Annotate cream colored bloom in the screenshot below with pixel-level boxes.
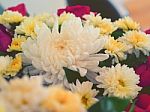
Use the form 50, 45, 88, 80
0, 77, 46, 112
70, 80, 98, 108
58, 12, 76, 25
0, 56, 12, 76
96, 64, 142, 99
114, 16, 140, 30
42, 86, 85, 112
8, 36, 26, 52
119, 31, 150, 56
34, 13, 55, 28
22, 18, 108, 83
104, 36, 131, 62
84, 13, 116, 35
0, 11, 24, 25
15, 17, 42, 37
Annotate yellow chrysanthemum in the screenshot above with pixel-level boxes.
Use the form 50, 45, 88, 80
104, 37, 131, 62
6, 55, 22, 76
0, 56, 12, 76
84, 13, 116, 35
34, 13, 54, 27
15, 17, 42, 37
96, 64, 142, 99
8, 36, 26, 52
42, 86, 85, 112
97, 18, 116, 35
70, 80, 98, 109
119, 31, 150, 56
83, 13, 102, 26
58, 12, 76, 25
0, 11, 24, 24
115, 16, 140, 30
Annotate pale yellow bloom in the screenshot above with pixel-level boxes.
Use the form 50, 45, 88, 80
119, 31, 150, 56
96, 64, 142, 99
104, 37, 131, 62
15, 17, 42, 37
70, 80, 98, 108
42, 86, 85, 112
6, 55, 22, 76
34, 13, 55, 27
0, 56, 12, 76
0, 11, 24, 25
0, 77, 46, 112
115, 16, 140, 30
0, 102, 5, 112
58, 12, 76, 25
84, 13, 116, 35
8, 36, 26, 52
83, 13, 102, 27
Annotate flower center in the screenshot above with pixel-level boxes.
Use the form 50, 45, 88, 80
118, 79, 125, 87
81, 96, 88, 106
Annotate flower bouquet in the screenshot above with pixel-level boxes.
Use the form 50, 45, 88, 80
0, 3, 150, 112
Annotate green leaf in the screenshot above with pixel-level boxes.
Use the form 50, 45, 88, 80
63, 67, 88, 83
111, 29, 125, 39
120, 51, 147, 67
140, 86, 150, 94
88, 97, 130, 112
99, 56, 115, 67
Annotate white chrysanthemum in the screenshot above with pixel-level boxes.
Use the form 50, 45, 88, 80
0, 77, 47, 112
84, 13, 116, 35
104, 36, 132, 62
96, 64, 142, 99
119, 31, 150, 57
0, 56, 12, 76
114, 16, 140, 30
70, 80, 98, 108
22, 18, 108, 83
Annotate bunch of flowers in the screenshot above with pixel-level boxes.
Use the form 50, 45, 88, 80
0, 3, 150, 112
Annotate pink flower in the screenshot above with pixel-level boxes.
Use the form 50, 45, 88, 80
0, 24, 12, 52
6, 3, 27, 16
57, 5, 91, 18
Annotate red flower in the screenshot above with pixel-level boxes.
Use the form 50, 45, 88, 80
57, 5, 91, 18
145, 29, 150, 34
135, 94, 150, 112
0, 24, 12, 52
135, 56, 150, 87
6, 3, 27, 16
126, 94, 150, 112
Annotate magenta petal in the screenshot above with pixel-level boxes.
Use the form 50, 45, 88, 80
57, 5, 91, 18
136, 94, 150, 110
7, 3, 27, 16
57, 9, 66, 16
145, 29, 150, 34
0, 25, 12, 52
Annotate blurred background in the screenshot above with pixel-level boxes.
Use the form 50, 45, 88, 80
0, 0, 150, 29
